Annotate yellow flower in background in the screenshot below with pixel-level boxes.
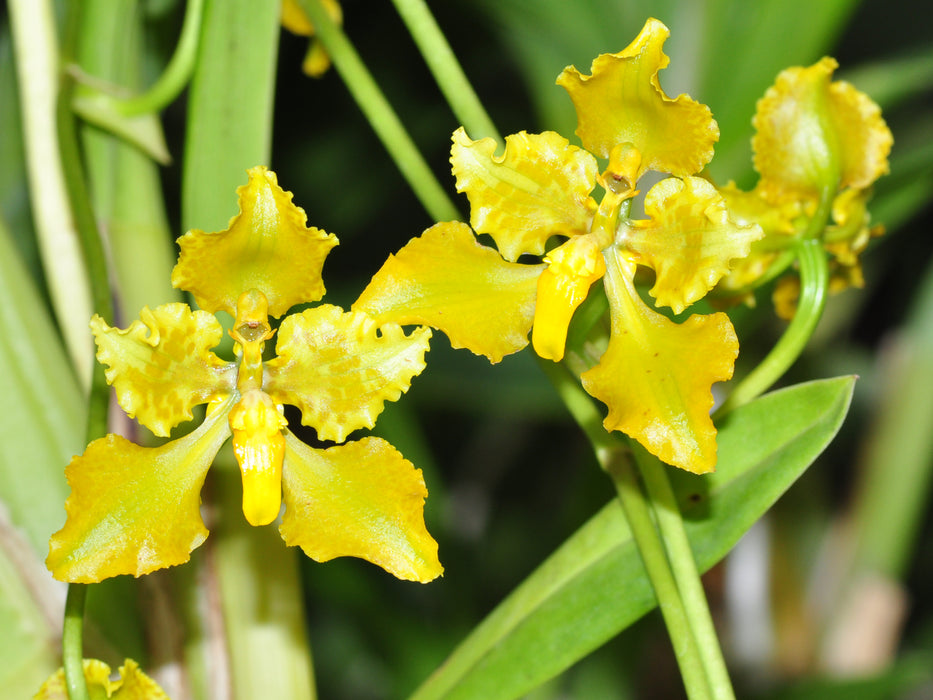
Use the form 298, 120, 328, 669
34, 659, 168, 700
356, 19, 763, 474
47, 167, 442, 584
715, 56, 892, 314
281, 0, 342, 77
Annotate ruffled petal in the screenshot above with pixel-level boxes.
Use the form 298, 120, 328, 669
620, 177, 763, 314
265, 305, 430, 443
557, 18, 718, 177
46, 399, 233, 582
353, 222, 544, 362
581, 248, 737, 473
172, 166, 338, 318
450, 127, 598, 261
753, 57, 892, 201
35, 659, 169, 700
280, 434, 442, 582
91, 304, 235, 437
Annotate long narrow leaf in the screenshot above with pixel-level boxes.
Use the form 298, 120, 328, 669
412, 376, 856, 700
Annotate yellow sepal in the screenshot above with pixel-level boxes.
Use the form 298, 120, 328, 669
450, 127, 598, 261
531, 233, 605, 361
229, 390, 288, 526
91, 304, 235, 437
581, 249, 736, 473
753, 57, 892, 201
265, 305, 430, 443
34, 658, 169, 700
46, 398, 233, 582
281, 0, 343, 78
557, 18, 718, 178
280, 434, 442, 582
354, 222, 544, 362
172, 166, 338, 318
619, 177, 763, 314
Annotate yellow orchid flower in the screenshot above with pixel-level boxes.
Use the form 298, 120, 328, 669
35, 659, 167, 700
713, 57, 892, 311
47, 166, 442, 584
356, 19, 763, 474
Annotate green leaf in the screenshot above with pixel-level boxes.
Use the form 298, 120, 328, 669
0, 215, 82, 556
410, 375, 856, 700
0, 537, 58, 698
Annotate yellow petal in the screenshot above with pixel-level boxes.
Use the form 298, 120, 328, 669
450, 127, 598, 261
581, 249, 737, 473
229, 390, 288, 526
92, 304, 235, 437
281, 0, 342, 37
620, 177, 763, 314
46, 399, 233, 582
557, 18, 718, 177
532, 233, 606, 361
35, 659, 170, 700
172, 166, 338, 318
280, 434, 442, 582
265, 305, 430, 443
753, 57, 892, 200
353, 222, 544, 363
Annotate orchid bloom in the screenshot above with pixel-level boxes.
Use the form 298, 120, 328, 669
47, 167, 442, 584
35, 659, 168, 700
355, 19, 763, 474
715, 57, 892, 314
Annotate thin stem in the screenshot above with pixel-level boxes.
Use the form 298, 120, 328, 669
537, 360, 713, 700
606, 456, 713, 700
115, 0, 205, 116
62, 584, 89, 700
58, 1, 115, 433
716, 188, 834, 417
716, 238, 829, 416
632, 443, 736, 700
298, 0, 460, 222
55, 4, 118, 696
390, 0, 502, 144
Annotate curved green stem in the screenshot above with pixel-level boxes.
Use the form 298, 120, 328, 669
390, 0, 502, 145
631, 443, 735, 700
717, 226, 831, 418
297, 0, 459, 222
62, 584, 89, 700
56, 4, 118, 696
114, 0, 205, 116
537, 360, 713, 700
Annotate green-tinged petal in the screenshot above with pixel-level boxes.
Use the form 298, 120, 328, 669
753, 57, 893, 201
450, 127, 598, 261
46, 399, 233, 582
556, 18, 718, 178
172, 166, 339, 317
619, 177, 763, 314
280, 433, 442, 582
353, 222, 544, 362
92, 304, 235, 437
34, 658, 169, 699
265, 305, 431, 443
581, 249, 737, 473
